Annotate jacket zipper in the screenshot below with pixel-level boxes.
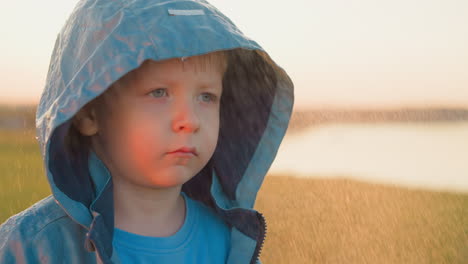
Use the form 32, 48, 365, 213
250, 211, 267, 264
56, 199, 107, 262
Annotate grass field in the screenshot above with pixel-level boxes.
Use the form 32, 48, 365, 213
1, 130, 467, 263
0, 130, 49, 221
256, 175, 468, 263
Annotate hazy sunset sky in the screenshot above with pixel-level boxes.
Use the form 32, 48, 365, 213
0, 0, 467, 109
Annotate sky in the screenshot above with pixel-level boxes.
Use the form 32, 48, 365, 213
0, 0, 467, 110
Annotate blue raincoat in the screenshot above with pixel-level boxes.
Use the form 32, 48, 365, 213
0, 0, 294, 263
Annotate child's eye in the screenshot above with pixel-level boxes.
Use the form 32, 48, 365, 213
200, 93, 218, 103
149, 88, 168, 98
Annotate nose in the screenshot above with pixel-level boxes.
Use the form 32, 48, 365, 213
171, 100, 200, 133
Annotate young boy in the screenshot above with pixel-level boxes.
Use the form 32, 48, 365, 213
0, 0, 294, 263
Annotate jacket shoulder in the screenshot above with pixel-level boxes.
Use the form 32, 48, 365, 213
0, 195, 75, 263
0, 195, 68, 238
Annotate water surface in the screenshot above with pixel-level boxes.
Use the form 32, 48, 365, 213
269, 122, 468, 192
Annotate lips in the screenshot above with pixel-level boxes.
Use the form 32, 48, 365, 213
168, 146, 198, 156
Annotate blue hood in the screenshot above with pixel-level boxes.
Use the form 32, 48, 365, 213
35, 0, 294, 263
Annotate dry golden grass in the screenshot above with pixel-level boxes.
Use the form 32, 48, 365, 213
256, 175, 468, 264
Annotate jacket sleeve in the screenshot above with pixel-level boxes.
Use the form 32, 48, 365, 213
0, 217, 37, 263
0, 216, 64, 263
1, 214, 98, 264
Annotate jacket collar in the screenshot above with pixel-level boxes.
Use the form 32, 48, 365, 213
86, 150, 265, 264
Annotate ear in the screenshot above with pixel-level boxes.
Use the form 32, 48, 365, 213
72, 104, 99, 136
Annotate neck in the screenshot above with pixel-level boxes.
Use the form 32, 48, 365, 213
112, 178, 186, 237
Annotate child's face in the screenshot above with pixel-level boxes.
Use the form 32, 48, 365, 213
90, 55, 224, 189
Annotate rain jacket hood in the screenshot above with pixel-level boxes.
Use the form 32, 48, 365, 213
1, 0, 294, 263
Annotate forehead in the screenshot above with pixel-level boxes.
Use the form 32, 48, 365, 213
139, 52, 225, 77
107, 52, 227, 96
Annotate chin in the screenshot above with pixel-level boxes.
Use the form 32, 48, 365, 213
147, 172, 195, 189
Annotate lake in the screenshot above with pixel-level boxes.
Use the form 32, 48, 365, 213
269, 121, 468, 193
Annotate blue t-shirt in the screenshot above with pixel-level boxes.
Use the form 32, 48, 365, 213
112, 192, 231, 263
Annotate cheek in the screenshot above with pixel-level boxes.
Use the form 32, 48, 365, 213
202, 111, 220, 152
103, 112, 161, 158
125, 125, 159, 172
125, 116, 163, 154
